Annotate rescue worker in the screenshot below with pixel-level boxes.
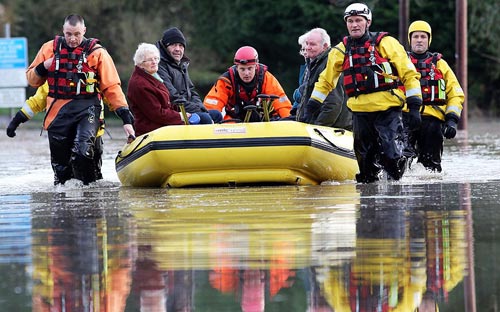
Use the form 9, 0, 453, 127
6, 82, 106, 180
296, 28, 352, 130
304, 3, 423, 183
20, 14, 135, 185
203, 46, 292, 122
156, 27, 222, 123
403, 20, 464, 172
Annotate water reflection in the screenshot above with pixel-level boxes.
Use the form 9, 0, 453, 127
123, 185, 359, 312
119, 184, 469, 311
318, 183, 470, 311
1, 183, 473, 311
30, 190, 134, 312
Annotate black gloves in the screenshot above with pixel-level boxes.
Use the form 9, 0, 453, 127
406, 96, 422, 131
115, 107, 134, 125
299, 98, 321, 123
442, 113, 459, 139
6, 111, 29, 138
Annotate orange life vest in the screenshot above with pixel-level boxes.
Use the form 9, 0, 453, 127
225, 64, 267, 119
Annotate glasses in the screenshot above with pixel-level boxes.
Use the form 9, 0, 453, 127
345, 8, 370, 17
142, 57, 160, 64
235, 58, 257, 64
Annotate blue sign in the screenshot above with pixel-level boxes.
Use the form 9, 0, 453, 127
0, 37, 28, 69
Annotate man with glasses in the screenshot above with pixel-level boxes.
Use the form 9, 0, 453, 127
203, 46, 292, 122
305, 3, 422, 183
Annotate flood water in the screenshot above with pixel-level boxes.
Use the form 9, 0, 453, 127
0, 120, 499, 312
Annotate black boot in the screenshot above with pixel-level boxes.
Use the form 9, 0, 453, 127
386, 157, 407, 181
71, 153, 98, 185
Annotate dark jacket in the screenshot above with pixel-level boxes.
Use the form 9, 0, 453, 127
298, 47, 352, 130
127, 66, 183, 136
156, 41, 207, 114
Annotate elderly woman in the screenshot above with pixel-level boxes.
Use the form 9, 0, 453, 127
127, 43, 200, 136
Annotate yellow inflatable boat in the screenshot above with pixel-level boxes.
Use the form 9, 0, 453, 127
115, 121, 358, 187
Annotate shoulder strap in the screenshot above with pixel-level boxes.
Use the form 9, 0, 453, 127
52, 36, 65, 72
81, 38, 102, 53
366, 31, 388, 46
256, 64, 267, 95
228, 66, 238, 104
342, 36, 351, 53
431, 52, 442, 65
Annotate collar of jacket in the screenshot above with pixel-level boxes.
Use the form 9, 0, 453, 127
309, 47, 332, 65
134, 66, 163, 85
410, 50, 432, 60
350, 31, 370, 45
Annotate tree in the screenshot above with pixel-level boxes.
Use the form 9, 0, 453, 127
2, 0, 500, 117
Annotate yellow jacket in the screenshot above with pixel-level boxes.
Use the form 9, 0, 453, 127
419, 58, 464, 121
311, 35, 422, 113
20, 82, 105, 137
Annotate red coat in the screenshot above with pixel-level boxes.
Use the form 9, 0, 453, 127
127, 66, 183, 136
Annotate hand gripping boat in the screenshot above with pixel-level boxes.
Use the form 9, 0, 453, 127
115, 120, 358, 188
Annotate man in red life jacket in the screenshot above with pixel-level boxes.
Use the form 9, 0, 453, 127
9, 14, 135, 185
403, 20, 464, 172
203, 46, 291, 122
305, 3, 423, 183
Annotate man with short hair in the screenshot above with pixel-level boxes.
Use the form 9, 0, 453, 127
11, 14, 135, 185
297, 28, 352, 130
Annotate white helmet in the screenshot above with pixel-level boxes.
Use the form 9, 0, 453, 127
344, 3, 372, 22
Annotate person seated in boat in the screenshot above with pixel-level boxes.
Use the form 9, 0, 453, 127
156, 27, 222, 124
203, 46, 292, 122
127, 43, 202, 136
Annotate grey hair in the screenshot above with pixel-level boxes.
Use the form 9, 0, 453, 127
133, 43, 160, 66
298, 32, 308, 56
298, 32, 308, 47
308, 28, 331, 48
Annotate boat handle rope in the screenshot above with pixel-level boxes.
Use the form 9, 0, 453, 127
313, 128, 352, 154
116, 134, 149, 160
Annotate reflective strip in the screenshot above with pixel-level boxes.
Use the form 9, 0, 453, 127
381, 62, 393, 83
438, 79, 446, 100
405, 87, 421, 97
21, 105, 35, 118
279, 96, 288, 102
204, 98, 218, 105
311, 90, 327, 101
446, 105, 461, 116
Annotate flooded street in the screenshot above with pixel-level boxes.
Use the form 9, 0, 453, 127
0, 120, 499, 311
